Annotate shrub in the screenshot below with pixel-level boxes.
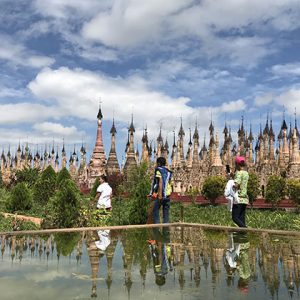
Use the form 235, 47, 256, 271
265, 175, 286, 208
14, 167, 39, 188
89, 177, 100, 199
33, 166, 56, 205
287, 179, 300, 206
247, 172, 260, 206
202, 176, 226, 205
46, 179, 81, 228
125, 162, 151, 224
56, 167, 71, 188
54, 232, 81, 256
7, 182, 32, 212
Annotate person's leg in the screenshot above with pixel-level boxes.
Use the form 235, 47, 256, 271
232, 204, 246, 227
153, 199, 161, 224
239, 204, 247, 227
162, 198, 170, 223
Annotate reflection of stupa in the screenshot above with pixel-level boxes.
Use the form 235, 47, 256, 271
87, 232, 103, 298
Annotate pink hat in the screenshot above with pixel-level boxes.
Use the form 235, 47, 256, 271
235, 156, 245, 165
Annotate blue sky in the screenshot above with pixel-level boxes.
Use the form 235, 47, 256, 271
0, 0, 300, 163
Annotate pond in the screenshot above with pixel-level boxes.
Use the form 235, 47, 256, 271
0, 226, 299, 300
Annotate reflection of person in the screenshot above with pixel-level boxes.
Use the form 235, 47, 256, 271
149, 157, 172, 223
232, 156, 249, 227
148, 228, 172, 286
225, 232, 251, 293
96, 175, 112, 211
95, 230, 111, 252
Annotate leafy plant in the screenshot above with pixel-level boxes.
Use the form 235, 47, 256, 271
286, 179, 300, 207
247, 172, 260, 206
33, 165, 57, 205
202, 176, 226, 205
125, 162, 151, 224
265, 175, 286, 208
14, 167, 39, 188
56, 167, 71, 188
54, 232, 81, 256
43, 179, 81, 228
6, 182, 32, 212
187, 187, 199, 204
89, 177, 100, 199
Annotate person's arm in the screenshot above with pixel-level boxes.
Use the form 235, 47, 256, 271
158, 177, 163, 200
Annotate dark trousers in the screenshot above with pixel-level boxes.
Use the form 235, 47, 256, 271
153, 197, 170, 224
232, 204, 247, 227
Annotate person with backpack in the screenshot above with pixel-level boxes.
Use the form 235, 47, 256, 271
232, 156, 249, 228
149, 157, 172, 224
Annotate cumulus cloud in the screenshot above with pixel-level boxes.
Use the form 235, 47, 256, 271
254, 93, 274, 107
0, 103, 63, 125
275, 88, 300, 115
0, 34, 55, 68
270, 63, 300, 77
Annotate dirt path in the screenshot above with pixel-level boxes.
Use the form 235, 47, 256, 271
1, 212, 42, 226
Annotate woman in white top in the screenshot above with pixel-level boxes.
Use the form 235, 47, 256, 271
96, 174, 112, 210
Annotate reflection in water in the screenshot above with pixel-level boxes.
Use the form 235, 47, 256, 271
1, 227, 300, 299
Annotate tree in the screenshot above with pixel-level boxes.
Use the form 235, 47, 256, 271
187, 187, 200, 204
56, 167, 71, 188
202, 176, 226, 205
7, 182, 32, 212
287, 179, 300, 206
48, 179, 81, 228
33, 165, 57, 205
247, 172, 260, 206
89, 177, 100, 199
125, 162, 151, 224
265, 175, 286, 208
14, 167, 39, 188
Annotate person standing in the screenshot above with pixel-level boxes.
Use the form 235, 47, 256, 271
95, 174, 112, 211
232, 156, 249, 227
150, 157, 172, 224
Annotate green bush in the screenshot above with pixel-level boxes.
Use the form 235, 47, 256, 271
14, 167, 39, 188
33, 165, 57, 205
45, 179, 81, 228
202, 176, 226, 205
126, 162, 151, 224
56, 167, 71, 188
89, 177, 100, 199
7, 182, 32, 212
287, 179, 300, 206
0, 187, 10, 212
247, 172, 260, 206
265, 175, 286, 208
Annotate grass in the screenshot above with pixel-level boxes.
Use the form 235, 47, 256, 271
170, 202, 300, 231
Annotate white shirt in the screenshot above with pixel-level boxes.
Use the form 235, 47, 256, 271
224, 179, 239, 211
97, 182, 112, 209
95, 230, 111, 251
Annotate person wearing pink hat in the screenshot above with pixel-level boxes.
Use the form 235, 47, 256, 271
232, 156, 249, 227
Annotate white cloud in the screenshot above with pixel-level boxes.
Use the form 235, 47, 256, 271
254, 93, 273, 107
0, 103, 63, 125
275, 88, 300, 115
0, 34, 55, 68
219, 99, 247, 113
32, 122, 81, 137
270, 63, 300, 77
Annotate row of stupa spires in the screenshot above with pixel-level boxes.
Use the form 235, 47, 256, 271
1, 141, 87, 172
1, 106, 300, 188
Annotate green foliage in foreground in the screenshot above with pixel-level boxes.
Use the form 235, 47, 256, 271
265, 175, 286, 208
0, 214, 39, 232
202, 176, 226, 204
170, 202, 300, 231
7, 182, 32, 212
287, 179, 300, 206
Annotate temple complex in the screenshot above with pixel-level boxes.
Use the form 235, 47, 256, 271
1, 108, 300, 194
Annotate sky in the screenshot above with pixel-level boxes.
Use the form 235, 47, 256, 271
0, 0, 300, 163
